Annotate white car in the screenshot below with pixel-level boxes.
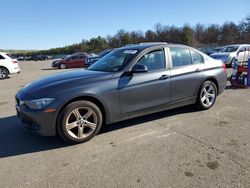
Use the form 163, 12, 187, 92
0, 52, 20, 79
210, 44, 250, 67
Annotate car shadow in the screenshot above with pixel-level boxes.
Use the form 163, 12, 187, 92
41, 68, 58, 71
0, 105, 197, 158
100, 105, 197, 134
0, 116, 69, 158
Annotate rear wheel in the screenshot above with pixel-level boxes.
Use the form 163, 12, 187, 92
196, 81, 217, 110
59, 63, 66, 69
0, 67, 9, 79
58, 100, 103, 144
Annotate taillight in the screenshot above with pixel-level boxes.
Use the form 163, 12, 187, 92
12, 60, 18, 64
222, 63, 226, 72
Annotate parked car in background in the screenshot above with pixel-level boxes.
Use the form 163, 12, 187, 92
86, 49, 113, 67
30, 54, 49, 61
198, 46, 222, 55
16, 56, 26, 61
210, 44, 250, 67
236, 46, 250, 62
0, 52, 20, 79
16, 43, 227, 143
52, 53, 89, 69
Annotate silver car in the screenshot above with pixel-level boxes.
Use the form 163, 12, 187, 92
16, 43, 227, 143
210, 44, 250, 67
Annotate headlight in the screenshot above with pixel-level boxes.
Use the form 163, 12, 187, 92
24, 98, 55, 110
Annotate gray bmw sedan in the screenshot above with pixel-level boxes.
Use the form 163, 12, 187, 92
16, 43, 227, 143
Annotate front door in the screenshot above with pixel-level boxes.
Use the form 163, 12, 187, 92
119, 49, 171, 114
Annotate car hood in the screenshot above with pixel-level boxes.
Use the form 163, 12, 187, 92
210, 52, 230, 60
21, 69, 112, 98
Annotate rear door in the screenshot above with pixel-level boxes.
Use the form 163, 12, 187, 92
119, 48, 171, 114
169, 47, 205, 102
0, 54, 6, 66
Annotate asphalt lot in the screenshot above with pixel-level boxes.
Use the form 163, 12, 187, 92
0, 60, 250, 187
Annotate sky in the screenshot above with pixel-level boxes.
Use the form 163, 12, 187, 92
0, 0, 249, 50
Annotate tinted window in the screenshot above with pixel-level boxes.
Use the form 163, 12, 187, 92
0, 55, 5, 59
79, 56, 86, 59
170, 47, 192, 67
71, 56, 78, 60
191, 51, 204, 64
137, 50, 165, 71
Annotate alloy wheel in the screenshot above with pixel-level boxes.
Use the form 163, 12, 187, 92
0, 68, 8, 79
200, 83, 216, 107
60, 63, 66, 69
65, 107, 98, 139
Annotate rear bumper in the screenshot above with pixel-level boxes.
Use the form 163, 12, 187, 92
10, 67, 21, 74
217, 72, 227, 95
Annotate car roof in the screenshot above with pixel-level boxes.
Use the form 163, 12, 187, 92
117, 42, 193, 51
224, 44, 250, 47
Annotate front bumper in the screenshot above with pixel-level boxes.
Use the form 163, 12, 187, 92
52, 63, 59, 68
15, 92, 61, 136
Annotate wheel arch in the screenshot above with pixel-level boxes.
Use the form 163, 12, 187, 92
197, 77, 219, 98
56, 95, 108, 134
0, 66, 10, 74
204, 77, 219, 93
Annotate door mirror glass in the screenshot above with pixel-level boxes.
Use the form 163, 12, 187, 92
131, 64, 148, 73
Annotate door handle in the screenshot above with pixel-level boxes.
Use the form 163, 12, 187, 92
195, 68, 201, 72
159, 75, 170, 80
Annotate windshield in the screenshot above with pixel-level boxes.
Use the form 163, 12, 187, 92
88, 49, 138, 72
221, 46, 239, 52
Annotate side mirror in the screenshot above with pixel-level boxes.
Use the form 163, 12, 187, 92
131, 64, 148, 73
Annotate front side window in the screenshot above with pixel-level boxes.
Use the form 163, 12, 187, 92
0, 55, 5, 59
88, 49, 138, 72
170, 47, 192, 67
191, 51, 204, 64
137, 50, 165, 71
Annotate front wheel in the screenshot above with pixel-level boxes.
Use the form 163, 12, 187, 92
59, 63, 66, 69
196, 81, 217, 110
0, 67, 9, 79
58, 100, 103, 144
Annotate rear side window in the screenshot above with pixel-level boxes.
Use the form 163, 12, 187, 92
191, 51, 204, 64
170, 47, 192, 67
71, 56, 78, 60
137, 50, 165, 71
0, 55, 5, 59
79, 55, 86, 59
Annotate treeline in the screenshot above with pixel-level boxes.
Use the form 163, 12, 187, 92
20, 15, 250, 56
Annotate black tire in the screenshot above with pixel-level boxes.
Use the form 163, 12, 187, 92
0, 67, 9, 79
57, 100, 103, 144
196, 80, 217, 110
229, 58, 235, 68
59, 63, 66, 69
